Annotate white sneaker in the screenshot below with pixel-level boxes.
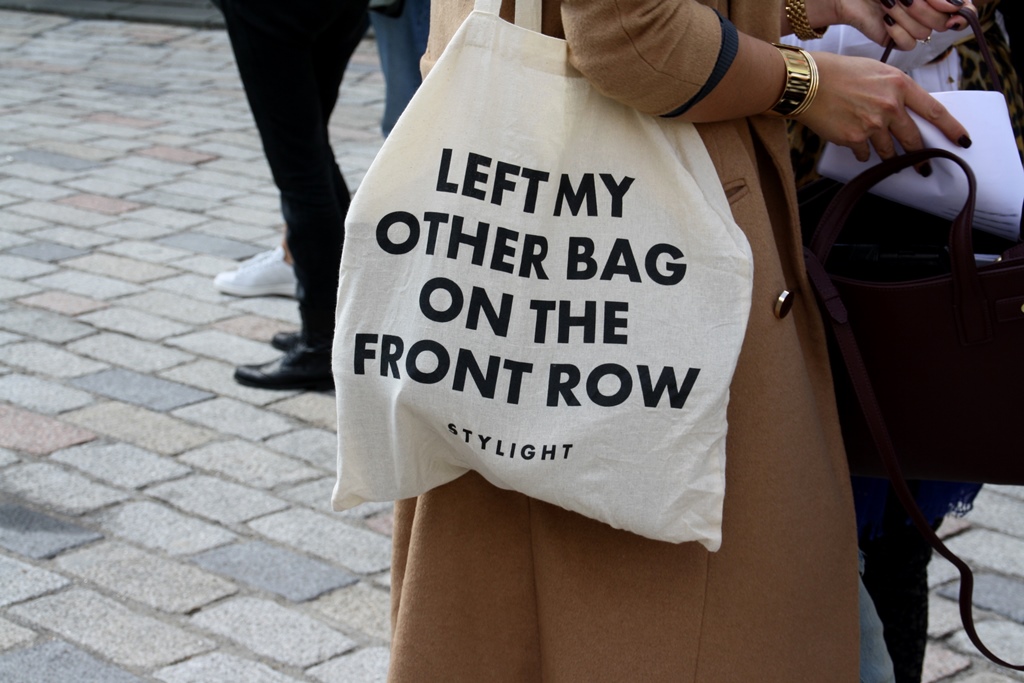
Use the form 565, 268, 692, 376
214, 247, 296, 297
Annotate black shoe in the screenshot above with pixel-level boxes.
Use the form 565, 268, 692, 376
271, 330, 301, 352
234, 343, 333, 391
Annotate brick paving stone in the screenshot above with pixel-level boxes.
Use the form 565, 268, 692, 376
159, 358, 298, 407
55, 541, 237, 613
138, 145, 217, 165
270, 393, 337, 431
154, 652, 304, 683
75, 306, 192, 340
939, 573, 1024, 625
0, 554, 70, 607
65, 176, 145, 199
212, 315, 293, 344
100, 240, 193, 263
264, 430, 335, 473
178, 439, 319, 489
930, 556, 962, 591
0, 462, 127, 515
164, 329, 281, 365
8, 148, 99, 171
957, 674, 1023, 683
63, 252, 178, 283
949, 620, 1024, 664
0, 640, 144, 683
9, 589, 213, 668
0, 503, 102, 559
228, 297, 301, 325
32, 225, 117, 249
123, 206, 206, 230
92, 500, 236, 556
160, 180, 243, 202
248, 509, 391, 575
964, 489, 1024, 540
171, 397, 294, 440
0, 308, 94, 342
0, 447, 17, 467
118, 290, 235, 325
150, 272, 235, 303
51, 441, 191, 489
0, 617, 35, 651
147, 474, 288, 525
310, 582, 390, 642
35, 141, 120, 163
192, 540, 357, 602
86, 112, 162, 129
0, 341, 108, 377
9, 241, 90, 262
922, 644, 972, 683
29, 269, 145, 300
945, 530, 1024, 580
63, 401, 217, 455
0, 374, 94, 414
336, 501, 394, 522
71, 368, 213, 411
67, 332, 194, 373
158, 231, 264, 260
190, 596, 356, 668
987, 485, 1024, 502
306, 646, 390, 683
0, 405, 96, 454
16, 290, 102, 317
57, 193, 141, 215
0, 231, 32, 250
930, 595, 969, 638
0, 254, 58, 279
126, 188, 219, 213
0, 277, 42, 300
95, 218, 179, 240
0, 177, 75, 200
278, 478, 335, 511
0, 214, 46, 234
11, 200, 114, 228
0, 162, 79, 185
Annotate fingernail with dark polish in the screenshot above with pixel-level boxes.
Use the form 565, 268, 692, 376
899, 0, 913, 7
918, 162, 933, 178
884, 14, 896, 26
881, 0, 896, 7
949, 0, 964, 6
958, 135, 972, 148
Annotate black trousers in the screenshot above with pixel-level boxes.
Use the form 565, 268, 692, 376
215, 0, 369, 315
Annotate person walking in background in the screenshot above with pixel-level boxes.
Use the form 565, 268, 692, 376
212, 0, 431, 352
211, 0, 369, 391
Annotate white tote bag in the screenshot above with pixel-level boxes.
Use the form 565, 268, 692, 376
332, 0, 753, 548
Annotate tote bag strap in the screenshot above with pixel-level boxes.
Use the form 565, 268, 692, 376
474, 0, 543, 32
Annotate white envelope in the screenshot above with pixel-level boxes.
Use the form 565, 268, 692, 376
817, 90, 1023, 241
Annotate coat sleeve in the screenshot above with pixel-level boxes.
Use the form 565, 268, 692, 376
561, 0, 738, 117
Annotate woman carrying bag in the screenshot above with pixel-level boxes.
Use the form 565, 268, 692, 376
375, 0, 974, 679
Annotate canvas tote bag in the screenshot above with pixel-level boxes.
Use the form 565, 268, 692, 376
331, 0, 754, 548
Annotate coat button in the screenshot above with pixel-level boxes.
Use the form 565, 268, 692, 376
774, 290, 794, 319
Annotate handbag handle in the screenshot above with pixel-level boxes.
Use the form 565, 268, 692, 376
881, 8, 1004, 96
807, 147, 992, 345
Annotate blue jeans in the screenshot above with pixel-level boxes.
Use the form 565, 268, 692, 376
859, 552, 896, 683
368, 0, 430, 137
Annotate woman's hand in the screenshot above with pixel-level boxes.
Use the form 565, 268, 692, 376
795, 51, 970, 162
805, 0, 974, 50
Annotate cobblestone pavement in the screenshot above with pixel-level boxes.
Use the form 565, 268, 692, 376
1, 8, 1023, 683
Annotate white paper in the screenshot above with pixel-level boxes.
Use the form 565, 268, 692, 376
817, 90, 1023, 241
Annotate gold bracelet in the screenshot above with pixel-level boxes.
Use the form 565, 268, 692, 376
767, 44, 819, 118
785, 0, 827, 41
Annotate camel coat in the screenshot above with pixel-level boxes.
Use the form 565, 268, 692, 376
387, 1, 861, 680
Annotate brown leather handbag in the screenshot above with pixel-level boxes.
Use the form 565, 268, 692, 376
801, 148, 1024, 671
